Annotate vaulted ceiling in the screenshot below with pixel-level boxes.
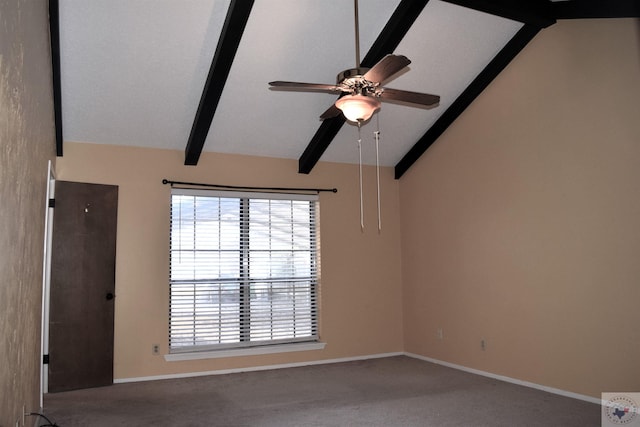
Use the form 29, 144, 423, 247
49, 1, 639, 178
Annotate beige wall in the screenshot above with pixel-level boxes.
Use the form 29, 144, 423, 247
55, 142, 404, 379
0, 1, 56, 423
401, 18, 640, 398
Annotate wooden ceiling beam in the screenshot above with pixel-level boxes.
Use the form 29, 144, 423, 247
393, 2, 560, 178
50, 0, 64, 157
395, 1, 639, 178
184, 0, 255, 165
552, 0, 640, 19
441, 0, 554, 27
298, 0, 431, 174
395, 23, 542, 179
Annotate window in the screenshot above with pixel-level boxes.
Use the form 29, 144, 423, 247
169, 189, 319, 353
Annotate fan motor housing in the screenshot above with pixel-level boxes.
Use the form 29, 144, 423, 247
336, 68, 370, 84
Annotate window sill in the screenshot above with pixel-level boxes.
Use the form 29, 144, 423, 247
164, 341, 326, 362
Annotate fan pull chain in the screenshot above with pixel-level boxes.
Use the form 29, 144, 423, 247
358, 122, 364, 231
374, 123, 381, 233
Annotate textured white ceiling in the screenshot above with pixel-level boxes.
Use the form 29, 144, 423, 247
59, 0, 522, 167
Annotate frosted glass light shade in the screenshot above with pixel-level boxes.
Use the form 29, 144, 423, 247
335, 94, 381, 123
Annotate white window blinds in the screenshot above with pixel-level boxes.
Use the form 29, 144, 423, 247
169, 189, 319, 353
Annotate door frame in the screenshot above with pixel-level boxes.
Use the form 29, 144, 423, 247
40, 160, 55, 403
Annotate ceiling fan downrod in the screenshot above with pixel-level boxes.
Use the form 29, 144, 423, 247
353, 0, 361, 70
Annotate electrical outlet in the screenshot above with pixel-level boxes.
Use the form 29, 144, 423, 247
481, 339, 487, 351
152, 344, 160, 355
436, 328, 444, 340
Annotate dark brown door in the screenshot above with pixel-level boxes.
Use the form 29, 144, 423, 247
48, 181, 118, 392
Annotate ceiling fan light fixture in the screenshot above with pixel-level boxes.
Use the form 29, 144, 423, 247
335, 94, 381, 123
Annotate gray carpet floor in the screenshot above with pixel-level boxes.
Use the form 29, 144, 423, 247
43, 356, 600, 426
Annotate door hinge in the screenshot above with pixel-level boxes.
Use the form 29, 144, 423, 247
43, 354, 49, 364
48, 198, 55, 208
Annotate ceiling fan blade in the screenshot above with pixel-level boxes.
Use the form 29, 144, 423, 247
269, 81, 342, 93
319, 103, 342, 120
378, 87, 440, 107
363, 54, 411, 83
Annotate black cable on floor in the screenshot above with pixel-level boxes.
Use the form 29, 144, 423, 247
26, 412, 60, 426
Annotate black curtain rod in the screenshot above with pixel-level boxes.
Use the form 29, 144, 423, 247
162, 179, 337, 194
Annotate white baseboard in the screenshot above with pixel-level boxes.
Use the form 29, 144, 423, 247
114, 351, 404, 384
404, 352, 600, 405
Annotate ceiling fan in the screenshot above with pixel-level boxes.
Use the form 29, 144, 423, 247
269, 0, 440, 124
